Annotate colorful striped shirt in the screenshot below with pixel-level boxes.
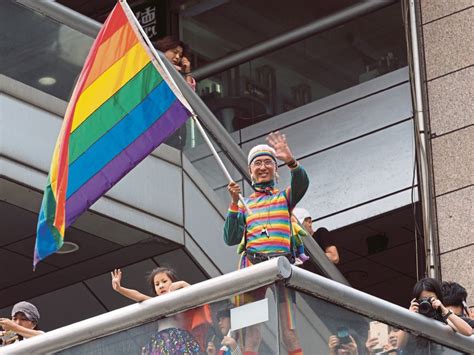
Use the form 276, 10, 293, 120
224, 165, 309, 259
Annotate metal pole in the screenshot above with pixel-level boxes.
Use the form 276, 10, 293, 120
16, 0, 101, 37
192, 0, 396, 80
121, 0, 251, 211
407, 0, 437, 279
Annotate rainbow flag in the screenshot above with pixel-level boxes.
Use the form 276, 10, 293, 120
34, 1, 191, 267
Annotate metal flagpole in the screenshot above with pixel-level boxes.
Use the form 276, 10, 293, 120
120, 0, 251, 213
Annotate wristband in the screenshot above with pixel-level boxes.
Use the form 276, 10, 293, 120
443, 310, 453, 319
287, 158, 298, 169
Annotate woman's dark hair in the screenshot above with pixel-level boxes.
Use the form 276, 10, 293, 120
147, 267, 178, 295
412, 277, 444, 303
154, 36, 189, 56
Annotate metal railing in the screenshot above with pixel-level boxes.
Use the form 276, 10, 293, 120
3, 257, 473, 354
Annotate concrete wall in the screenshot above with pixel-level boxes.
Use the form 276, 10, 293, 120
419, 0, 474, 304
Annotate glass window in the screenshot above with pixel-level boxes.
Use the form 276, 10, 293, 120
183, 3, 407, 132
1, 1, 93, 101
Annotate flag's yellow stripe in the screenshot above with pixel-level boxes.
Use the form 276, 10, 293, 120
71, 43, 150, 132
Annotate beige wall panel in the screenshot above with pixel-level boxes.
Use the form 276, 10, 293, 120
431, 126, 474, 195
422, 8, 474, 80
428, 66, 474, 136
421, 0, 474, 24
436, 185, 473, 253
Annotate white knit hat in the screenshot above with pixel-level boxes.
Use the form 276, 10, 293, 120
293, 207, 311, 224
248, 144, 277, 166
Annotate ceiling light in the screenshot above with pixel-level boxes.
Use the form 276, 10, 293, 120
56, 241, 80, 254
38, 76, 56, 86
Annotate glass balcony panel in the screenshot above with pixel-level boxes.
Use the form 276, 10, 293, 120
276, 283, 464, 354
57, 284, 279, 354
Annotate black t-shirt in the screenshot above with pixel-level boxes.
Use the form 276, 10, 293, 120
459, 315, 474, 328
312, 228, 335, 251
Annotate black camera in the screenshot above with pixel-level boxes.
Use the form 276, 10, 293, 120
336, 327, 351, 345
417, 297, 436, 318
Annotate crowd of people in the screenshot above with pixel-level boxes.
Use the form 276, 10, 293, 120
1, 37, 473, 354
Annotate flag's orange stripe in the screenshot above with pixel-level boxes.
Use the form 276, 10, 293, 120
83, 23, 138, 90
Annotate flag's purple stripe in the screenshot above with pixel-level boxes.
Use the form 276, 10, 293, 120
65, 100, 190, 226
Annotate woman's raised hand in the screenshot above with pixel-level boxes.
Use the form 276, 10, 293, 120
111, 269, 122, 291
409, 298, 419, 313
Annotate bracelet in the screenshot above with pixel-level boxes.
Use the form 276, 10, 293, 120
287, 158, 298, 169
442, 310, 453, 319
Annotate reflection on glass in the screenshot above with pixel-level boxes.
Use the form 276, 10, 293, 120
181, 0, 361, 61
185, 4, 407, 132
1, 1, 93, 101
58, 285, 279, 355
280, 284, 464, 355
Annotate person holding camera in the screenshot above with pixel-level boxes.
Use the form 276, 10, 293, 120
328, 327, 358, 355
398, 278, 472, 350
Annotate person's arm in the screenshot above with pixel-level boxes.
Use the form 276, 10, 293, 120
170, 280, 190, 292
224, 182, 246, 246
0, 319, 44, 339
111, 269, 151, 302
181, 56, 196, 91
288, 165, 309, 209
315, 230, 340, 264
265, 131, 309, 208
432, 300, 473, 336
397, 299, 418, 348
324, 245, 340, 264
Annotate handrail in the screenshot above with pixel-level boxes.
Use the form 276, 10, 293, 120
1, 258, 292, 354
16, 0, 101, 37
5, 258, 472, 354
192, 0, 396, 80
287, 266, 474, 353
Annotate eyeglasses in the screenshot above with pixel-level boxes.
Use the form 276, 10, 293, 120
252, 159, 275, 168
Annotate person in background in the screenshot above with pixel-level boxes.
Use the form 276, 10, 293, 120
365, 326, 401, 355
154, 36, 196, 149
442, 281, 474, 328
0, 301, 44, 346
154, 36, 196, 90
328, 329, 358, 355
206, 307, 241, 355
293, 207, 339, 264
111, 267, 211, 354
398, 278, 472, 352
